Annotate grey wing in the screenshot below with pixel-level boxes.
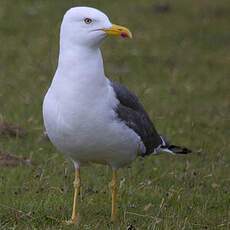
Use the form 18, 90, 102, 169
110, 81, 162, 155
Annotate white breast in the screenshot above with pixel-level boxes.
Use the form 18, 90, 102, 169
43, 74, 142, 169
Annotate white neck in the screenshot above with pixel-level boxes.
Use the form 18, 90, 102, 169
59, 47, 104, 77
51, 30, 109, 103
56, 33, 105, 83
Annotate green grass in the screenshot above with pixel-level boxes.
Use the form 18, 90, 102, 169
0, 0, 229, 229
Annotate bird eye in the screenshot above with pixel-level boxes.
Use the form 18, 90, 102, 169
84, 18, 92, 24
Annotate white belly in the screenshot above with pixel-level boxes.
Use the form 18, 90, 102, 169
43, 85, 142, 169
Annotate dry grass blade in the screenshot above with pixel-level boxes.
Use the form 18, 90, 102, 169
0, 150, 32, 167
0, 122, 27, 138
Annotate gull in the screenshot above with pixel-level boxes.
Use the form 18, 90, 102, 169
43, 6, 191, 224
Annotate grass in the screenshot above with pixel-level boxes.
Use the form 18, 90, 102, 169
0, 0, 229, 229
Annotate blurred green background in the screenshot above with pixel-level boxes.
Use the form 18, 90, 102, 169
0, 0, 229, 229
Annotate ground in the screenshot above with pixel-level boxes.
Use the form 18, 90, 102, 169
0, 0, 229, 229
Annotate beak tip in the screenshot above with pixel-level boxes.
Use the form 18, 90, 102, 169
104, 24, 133, 39
121, 32, 133, 39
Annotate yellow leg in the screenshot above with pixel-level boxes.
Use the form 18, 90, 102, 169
111, 169, 118, 222
66, 168, 81, 224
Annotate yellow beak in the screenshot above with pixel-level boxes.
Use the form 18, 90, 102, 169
103, 24, 133, 39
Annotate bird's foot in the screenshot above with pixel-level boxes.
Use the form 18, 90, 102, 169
64, 215, 79, 225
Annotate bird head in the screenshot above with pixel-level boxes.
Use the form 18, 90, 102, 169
60, 7, 132, 48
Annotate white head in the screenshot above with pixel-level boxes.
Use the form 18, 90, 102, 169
60, 7, 132, 49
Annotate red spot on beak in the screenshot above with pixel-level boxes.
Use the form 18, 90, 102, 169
121, 32, 128, 38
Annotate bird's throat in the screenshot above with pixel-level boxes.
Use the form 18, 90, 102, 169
58, 45, 105, 80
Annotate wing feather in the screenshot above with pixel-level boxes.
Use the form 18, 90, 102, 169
111, 81, 162, 155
